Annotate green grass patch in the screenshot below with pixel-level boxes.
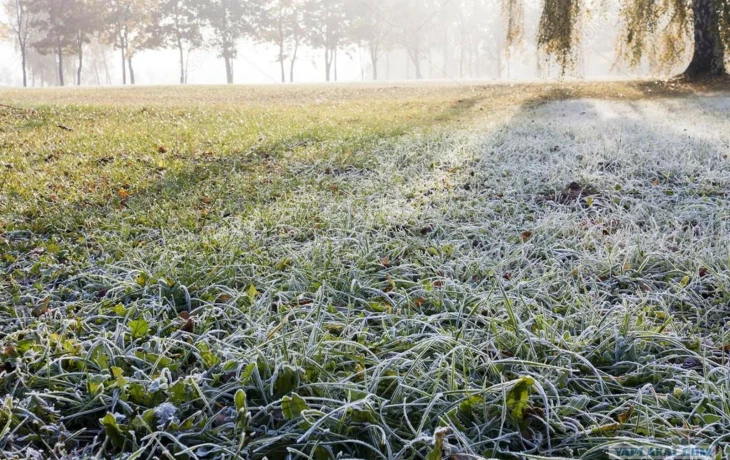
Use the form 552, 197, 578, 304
1, 82, 730, 459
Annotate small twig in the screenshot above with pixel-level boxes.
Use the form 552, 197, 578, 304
56, 124, 74, 132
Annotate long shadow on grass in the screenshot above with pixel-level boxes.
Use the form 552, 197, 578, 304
3, 83, 730, 459
452, 87, 730, 325
404, 88, 730, 455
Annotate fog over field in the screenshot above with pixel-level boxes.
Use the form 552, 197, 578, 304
0, 0, 678, 87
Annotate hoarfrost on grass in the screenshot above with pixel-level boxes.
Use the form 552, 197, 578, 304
2, 90, 730, 458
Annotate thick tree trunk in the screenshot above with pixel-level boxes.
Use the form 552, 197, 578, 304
57, 40, 65, 87
684, 0, 726, 78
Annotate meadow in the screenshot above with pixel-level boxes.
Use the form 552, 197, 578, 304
1, 80, 730, 459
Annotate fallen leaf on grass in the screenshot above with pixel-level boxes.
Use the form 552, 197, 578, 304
181, 318, 195, 333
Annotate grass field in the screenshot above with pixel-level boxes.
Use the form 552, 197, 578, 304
2, 81, 730, 459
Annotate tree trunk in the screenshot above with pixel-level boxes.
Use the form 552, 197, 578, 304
386, 52, 390, 79
279, 41, 286, 83
459, 25, 466, 79
93, 58, 101, 86
20, 46, 27, 88
289, 40, 299, 83
409, 49, 423, 80
57, 39, 65, 87
77, 33, 83, 86
428, 48, 433, 79
224, 54, 234, 84
442, 28, 449, 79
334, 48, 338, 82
127, 57, 135, 85
370, 44, 378, 80
325, 48, 331, 82
102, 50, 111, 85
121, 44, 126, 85
684, 0, 726, 78
177, 37, 185, 84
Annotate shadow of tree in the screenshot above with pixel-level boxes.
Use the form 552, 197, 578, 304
439, 89, 730, 334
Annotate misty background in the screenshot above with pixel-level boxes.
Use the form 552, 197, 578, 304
0, 0, 678, 87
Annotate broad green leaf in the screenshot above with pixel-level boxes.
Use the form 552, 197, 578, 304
169, 380, 189, 404
100, 412, 125, 448
275, 258, 292, 271
274, 365, 300, 396
113, 303, 126, 315
458, 395, 483, 414
506, 376, 535, 420
282, 393, 308, 420
111, 366, 127, 387
247, 284, 258, 300
197, 342, 220, 368
128, 319, 149, 339
241, 362, 256, 384
235, 389, 247, 412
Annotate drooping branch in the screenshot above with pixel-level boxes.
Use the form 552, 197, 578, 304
502, 0, 525, 57
617, 0, 691, 73
537, 0, 583, 72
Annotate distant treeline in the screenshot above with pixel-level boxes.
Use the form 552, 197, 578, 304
1, 0, 527, 87
2, 0, 728, 87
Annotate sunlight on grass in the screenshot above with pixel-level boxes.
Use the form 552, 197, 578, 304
1, 82, 730, 459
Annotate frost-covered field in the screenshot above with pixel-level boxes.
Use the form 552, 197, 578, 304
1, 83, 730, 459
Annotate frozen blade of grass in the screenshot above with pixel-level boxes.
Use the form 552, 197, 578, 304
2, 84, 730, 458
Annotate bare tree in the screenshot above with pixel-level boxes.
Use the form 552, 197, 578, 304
198, 0, 258, 84
349, 0, 393, 80
101, 0, 155, 85
151, 0, 203, 84
3, 0, 37, 87
259, 0, 303, 83
306, 0, 350, 82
